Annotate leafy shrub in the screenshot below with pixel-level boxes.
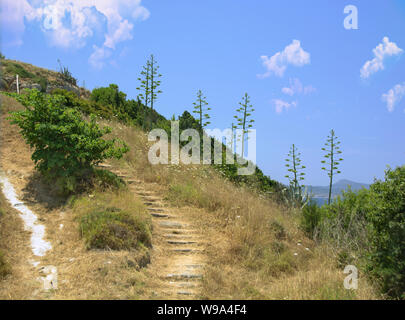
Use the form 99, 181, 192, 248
79, 208, 152, 250
8, 89, 129, 194
51, 88, 115, 119
38, 77, 48, 93
305, 166, 405, 298
92, 169, 125, 190
366, 166, 405, 298
91, 84, 127, 113
300, 200, 322, 238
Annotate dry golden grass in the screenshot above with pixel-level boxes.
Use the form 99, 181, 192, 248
0, 96, 153, 299
0, 189, 40, 299
43, 189, 153, 300
99, 118, 381, 300
0, 93, 381, 299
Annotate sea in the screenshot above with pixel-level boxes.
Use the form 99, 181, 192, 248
312, 197, 329, 207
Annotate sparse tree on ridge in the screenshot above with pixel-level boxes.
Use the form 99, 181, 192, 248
321, 129, 343, 205
136, 59, 151, 108
149, 54, 162, 110
234, 93, 255, 157
285, 144, 306, 204
192, 90, 211, 132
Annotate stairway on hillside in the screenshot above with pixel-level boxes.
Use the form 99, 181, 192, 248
98, 163, 206, 299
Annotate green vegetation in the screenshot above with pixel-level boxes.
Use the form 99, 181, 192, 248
301, 166, 405, 299
284, 144, 308, 207
80, 208, 151, 250
57, 59, 77, 86
1, 60, 49, 93
2, 57, 402, 298
73, 191, 152, 252
8, 89, 129, 194
192, 90, 211, 130
234, 93, 255, 156
136, 54, 162, 110
366, 166, 405, 298
0, 251, 10, 279
321, 129, 344, 204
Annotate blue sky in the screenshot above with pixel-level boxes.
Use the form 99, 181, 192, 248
1, 0, 405, 185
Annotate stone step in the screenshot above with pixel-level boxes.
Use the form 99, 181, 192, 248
159, 221, 188, 229
144, 201, 163, 207
168, 282, 198, 288
148, 208, 165, 213
166, 273, 203, 281
165, 229, 198, 235
167, 240, 197, 245
163, 234, 197, 239
137, 192, 156, 197
183, 264, 204, 269
172, 248, 203, 254
151, 213, 171, 218
138, 194, 162, 202
177, 291, 195, 296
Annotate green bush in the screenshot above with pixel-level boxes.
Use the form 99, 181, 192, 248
90, 84, 126, 113
306, 166, 405, 298
8, 89, 129, 194
79, 208, 152, 250
300, 200, 322, 238
51, 88, 115, 119
366, 166, 405, 298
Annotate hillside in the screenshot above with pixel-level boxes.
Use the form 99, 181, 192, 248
0, 58, 89, 98
308, 179, 370, 199
0, 59, 380, 300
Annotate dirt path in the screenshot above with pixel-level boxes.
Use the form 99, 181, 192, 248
102, 164, 207, 299
0, 103, 57, 298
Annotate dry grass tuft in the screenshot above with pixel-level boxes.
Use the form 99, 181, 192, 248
72, 190, 152, 251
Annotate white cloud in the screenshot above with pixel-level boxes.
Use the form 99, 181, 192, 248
281, 78, 316, 96
0, 0, 150, 67
0, 0, 38, 46
273, 99, 297, 114
89, 45, 112, 69
381, 83, 405, 112
360, 37, 403, 79
259, 40, 310, 78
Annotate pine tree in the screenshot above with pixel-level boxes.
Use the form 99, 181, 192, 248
321, 129, 343, 205
192, 90, 211, 131
234, 93, 255, 156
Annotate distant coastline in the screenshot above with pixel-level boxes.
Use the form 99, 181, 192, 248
307, 179, 370, 206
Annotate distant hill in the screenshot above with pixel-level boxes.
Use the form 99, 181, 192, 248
308, 179, 370, 199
